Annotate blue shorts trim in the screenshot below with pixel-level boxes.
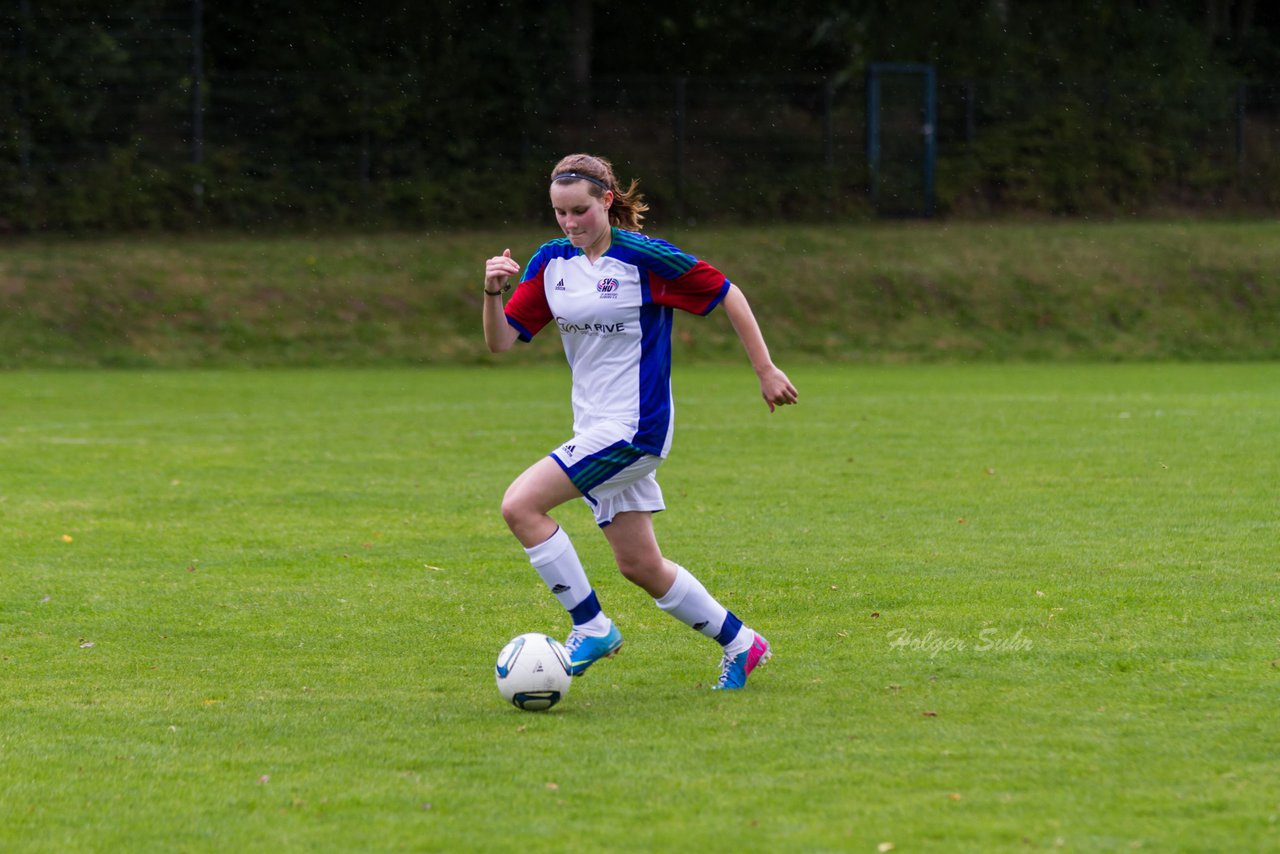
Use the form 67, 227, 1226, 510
558, 440, 647, 496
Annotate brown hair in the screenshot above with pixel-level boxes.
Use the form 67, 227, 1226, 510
550, 153, 648, 231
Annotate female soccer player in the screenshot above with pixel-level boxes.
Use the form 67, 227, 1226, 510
482, 153, 797, 690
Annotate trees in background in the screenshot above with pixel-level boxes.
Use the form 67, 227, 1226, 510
1, 0, 1277, 229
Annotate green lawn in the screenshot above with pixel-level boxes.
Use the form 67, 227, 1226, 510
1, 364, 1277, 852
2, 220, 1278, 367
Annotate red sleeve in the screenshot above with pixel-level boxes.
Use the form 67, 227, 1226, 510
503, 270, 553, 342
648, 260, 731, 316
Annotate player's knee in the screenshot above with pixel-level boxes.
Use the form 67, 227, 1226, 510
499, 482, 528, 528
616, 561, 644, 586
615, 555, 658, 586
499, 493, 524, 532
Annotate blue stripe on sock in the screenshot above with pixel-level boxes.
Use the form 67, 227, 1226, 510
569, 590, 602, 625
714, 611, 743, 646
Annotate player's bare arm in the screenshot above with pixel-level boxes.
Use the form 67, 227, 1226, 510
721, 284, 798, 412
482, 248, 521, 353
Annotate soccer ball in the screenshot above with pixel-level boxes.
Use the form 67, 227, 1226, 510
494, 633, 573, 711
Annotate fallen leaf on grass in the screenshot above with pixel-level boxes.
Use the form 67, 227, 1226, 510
949, 792, 962, 801
61, 535, 74, 543
878, 843, 895, 853
79, 640, 95, 649
922, 710, 938, 717
545, 782, 559, 791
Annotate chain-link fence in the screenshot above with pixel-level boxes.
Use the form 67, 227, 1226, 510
2, 9, 1276, 230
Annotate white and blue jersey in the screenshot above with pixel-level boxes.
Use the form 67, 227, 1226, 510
505, 228, 730, 462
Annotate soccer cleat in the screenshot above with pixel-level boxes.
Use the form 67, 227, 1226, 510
714, 632, 771, 690
564, 623, 623, 677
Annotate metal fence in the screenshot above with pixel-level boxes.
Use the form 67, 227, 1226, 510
2, 11, 1277, 230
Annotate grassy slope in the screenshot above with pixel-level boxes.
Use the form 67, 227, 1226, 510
1, 364, 1277, 851
0, 220, 1277, 367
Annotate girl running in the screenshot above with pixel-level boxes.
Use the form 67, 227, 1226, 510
482, 153, 797, 689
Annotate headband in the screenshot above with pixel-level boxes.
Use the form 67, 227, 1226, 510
551, 171, 611, 192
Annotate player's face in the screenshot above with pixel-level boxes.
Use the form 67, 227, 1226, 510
551, 181, 613, 252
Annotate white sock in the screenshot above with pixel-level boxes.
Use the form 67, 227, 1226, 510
524, 527, 610, 635
572, 612, 612, 636
722, 627, 755, 657
655, 564, 753, 652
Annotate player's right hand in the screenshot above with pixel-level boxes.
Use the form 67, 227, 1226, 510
485, 248, 521, 292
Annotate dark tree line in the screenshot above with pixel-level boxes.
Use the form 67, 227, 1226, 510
1, 0, 1277, 230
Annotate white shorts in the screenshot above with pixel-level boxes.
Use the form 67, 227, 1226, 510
549, 424, 666, 527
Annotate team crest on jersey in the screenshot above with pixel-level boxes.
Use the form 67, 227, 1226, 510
596, 277, 620, 299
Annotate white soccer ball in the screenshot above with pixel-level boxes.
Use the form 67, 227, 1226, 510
494, 633, 573, 711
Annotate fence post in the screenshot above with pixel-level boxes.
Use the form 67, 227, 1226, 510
823, 78, 836, 213
965, 78, 976, 144
823, 78, 835, 172
674, 77, 687, 220
360, 81, 371, 196
191, 0, 205, 210
865, 67, 879, 204
17, 0, 32, 206
923, 64, 936, 217
1236, 82, 1247, 177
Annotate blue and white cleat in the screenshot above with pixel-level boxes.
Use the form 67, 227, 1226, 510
564, 624, 624, 677
714, 632, 771, 690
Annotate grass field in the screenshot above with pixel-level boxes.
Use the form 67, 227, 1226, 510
2, 363, 1278, 852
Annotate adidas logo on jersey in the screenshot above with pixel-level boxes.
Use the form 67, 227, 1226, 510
555, 279, 566, 290
562, 444, 576, 457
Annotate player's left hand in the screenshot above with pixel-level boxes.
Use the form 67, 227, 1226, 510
758, 365, 798, 412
